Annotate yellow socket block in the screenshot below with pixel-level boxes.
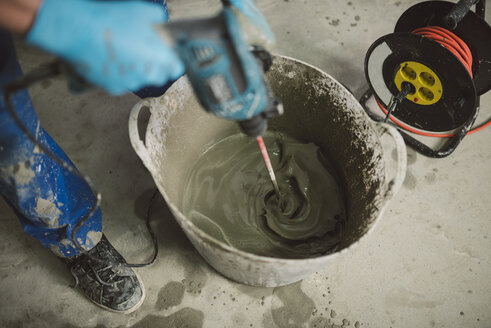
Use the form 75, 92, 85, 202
394, 61, 443, 106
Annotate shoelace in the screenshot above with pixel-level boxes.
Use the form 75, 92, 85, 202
69, 260, 124, 288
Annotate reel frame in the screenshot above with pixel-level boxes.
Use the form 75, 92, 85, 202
361, 0, 490, 158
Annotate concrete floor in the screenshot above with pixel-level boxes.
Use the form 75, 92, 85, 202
1, 0, 490, 327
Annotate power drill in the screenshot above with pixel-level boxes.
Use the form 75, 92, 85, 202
160, 1, 283, 137
1, 1, 283, 259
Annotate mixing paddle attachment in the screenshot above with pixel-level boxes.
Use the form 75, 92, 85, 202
256, 136, 280, 197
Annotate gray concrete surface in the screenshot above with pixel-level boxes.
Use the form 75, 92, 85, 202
1, 0, 490, 327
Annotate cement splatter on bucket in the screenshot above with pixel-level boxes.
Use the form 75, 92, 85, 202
129, 56, 407, 287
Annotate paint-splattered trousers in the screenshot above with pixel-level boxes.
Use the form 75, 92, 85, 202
0, 1, 171, 259
0, 29, 103, 258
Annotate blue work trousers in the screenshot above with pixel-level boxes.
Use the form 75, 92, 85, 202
0, 30, 102, 258
0, 0, 171, 258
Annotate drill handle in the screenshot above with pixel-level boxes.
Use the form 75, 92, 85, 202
443, 0, 479, 30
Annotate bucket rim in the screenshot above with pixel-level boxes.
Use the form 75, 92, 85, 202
136, 55, 395, 265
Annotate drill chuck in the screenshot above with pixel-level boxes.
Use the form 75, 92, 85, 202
239, 115, 267, 137
239, 99, 283, 137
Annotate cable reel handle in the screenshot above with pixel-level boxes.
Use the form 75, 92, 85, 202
443, 0, 479, 30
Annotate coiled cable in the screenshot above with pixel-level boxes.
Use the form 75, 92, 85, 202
377, 25, 491, 137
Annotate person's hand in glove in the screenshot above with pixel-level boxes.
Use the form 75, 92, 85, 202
226, 0, 275, 49
24, 0, 184, 95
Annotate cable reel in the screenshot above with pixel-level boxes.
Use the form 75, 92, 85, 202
362, 0, 491, 158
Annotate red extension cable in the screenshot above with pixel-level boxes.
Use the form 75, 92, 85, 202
377, 26, 491, 138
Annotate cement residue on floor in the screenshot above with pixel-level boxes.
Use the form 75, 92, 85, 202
156, 281, 185, 310
270, 281, 315, 327
127, 308, 204, 328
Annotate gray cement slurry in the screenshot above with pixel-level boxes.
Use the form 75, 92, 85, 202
182, 132, 346, 259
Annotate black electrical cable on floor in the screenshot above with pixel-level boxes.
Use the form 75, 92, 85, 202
3, 60, 159, 269
383, 81, 413, 123
128, 188, 159, 268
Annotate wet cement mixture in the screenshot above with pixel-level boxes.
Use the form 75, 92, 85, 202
182, 131, 346, 259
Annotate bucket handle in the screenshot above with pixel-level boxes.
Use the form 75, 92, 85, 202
129, 99, 157, 173
374, 122, 407, 201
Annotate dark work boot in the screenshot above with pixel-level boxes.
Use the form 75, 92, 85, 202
64, 234, 145, 313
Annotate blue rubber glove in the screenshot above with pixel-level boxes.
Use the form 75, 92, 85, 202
26, 0, 184, 95
227, 0, 275, 49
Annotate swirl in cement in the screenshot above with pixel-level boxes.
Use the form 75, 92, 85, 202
182, 132, 346, 259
